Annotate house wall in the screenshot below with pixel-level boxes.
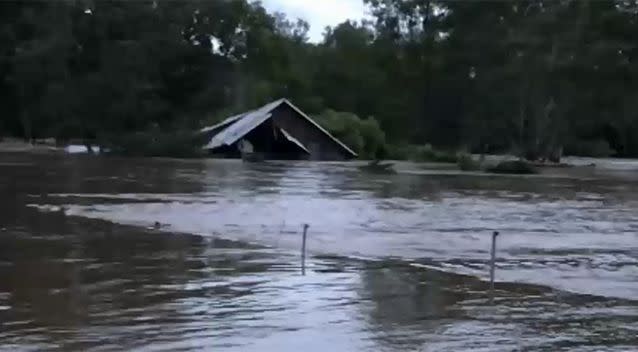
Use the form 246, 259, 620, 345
244, 119, 309, 160
271, 104, 353, 161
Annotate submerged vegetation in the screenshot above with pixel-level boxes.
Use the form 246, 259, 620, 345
358, 160, 397, 174
487, 160, 539, 175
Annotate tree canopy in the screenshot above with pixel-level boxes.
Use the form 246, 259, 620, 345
1, 0, 637, 158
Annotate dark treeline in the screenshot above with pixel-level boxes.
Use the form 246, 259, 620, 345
1, 0, 637, 159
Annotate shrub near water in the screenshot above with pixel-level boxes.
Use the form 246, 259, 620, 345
378, 144, 461, 162
409, 144, 458, 163
314, 110, 386, 159
457, 153, 482, 171
487, 160, 538, 174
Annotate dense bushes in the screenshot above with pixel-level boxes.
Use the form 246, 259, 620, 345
457, 153, 482, 171
407, 144, 458, 163
381, 143, 462, 162
100, 130, 204, 158
487, 160, 538, 174
312, 111, 471, 162
4, 2, 638, 159
565, 139, 615, 157
314, 110, 386, 159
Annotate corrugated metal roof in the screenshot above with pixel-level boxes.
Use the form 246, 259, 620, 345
200, 99, 286, 134
203, 112, 272, 149
203, 99, 285, 150
202, 98, 357, 158
200, 112, 246, 134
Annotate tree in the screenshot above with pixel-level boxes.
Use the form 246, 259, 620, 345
2, 0, 637, 159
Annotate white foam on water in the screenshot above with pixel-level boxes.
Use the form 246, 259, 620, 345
43, 187, 638, 301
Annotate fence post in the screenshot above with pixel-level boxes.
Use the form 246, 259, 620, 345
301, 224, 309, 275
490, 231, 499, 303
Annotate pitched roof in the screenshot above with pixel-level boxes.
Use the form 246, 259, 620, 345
200, 112, 246, 134
201, 99, 357, 157
200, 99, 285, 135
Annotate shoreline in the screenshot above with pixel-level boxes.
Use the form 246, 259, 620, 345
0, 139, 63, 154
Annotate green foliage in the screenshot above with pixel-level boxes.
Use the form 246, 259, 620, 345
376, 143, 465, 163
0, 1, 277, 144
314, 110, 386, 159
409, 144, 458, 163
487, 160, 538, 175
101, 130, 204, 158
565, 139, 615, 158
457, 153, 482, 171
1, 0, 638, 159
383, 144, 411, 160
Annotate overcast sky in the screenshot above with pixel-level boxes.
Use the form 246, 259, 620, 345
261, 0, 367, 42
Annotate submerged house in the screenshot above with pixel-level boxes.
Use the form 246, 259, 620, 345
200, 99, 357, 161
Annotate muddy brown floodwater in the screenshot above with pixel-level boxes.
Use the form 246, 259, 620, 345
0, 153, 637, 351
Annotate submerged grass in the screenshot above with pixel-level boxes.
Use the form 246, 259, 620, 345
486, 160, 538, 174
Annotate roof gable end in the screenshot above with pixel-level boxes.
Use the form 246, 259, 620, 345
278, 99, 357, 157
202, 98, 358, 158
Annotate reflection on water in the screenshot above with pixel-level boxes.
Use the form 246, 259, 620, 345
1, 153, 637, 351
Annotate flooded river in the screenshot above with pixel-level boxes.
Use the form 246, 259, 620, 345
1, 153, 637, 351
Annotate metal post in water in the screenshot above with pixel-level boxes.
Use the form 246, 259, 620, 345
301, 224, 309, 275
489, 231, 499, 302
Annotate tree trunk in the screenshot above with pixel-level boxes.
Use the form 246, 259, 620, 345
84, 139, 94, 155
548, 145, 562, 163
20, 111, 33, 142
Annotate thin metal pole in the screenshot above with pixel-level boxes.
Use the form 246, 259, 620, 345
490, 231, 499, 303
301, 224, 309, 275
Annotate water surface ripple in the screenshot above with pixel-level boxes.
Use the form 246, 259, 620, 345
1, 154, 637, 351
